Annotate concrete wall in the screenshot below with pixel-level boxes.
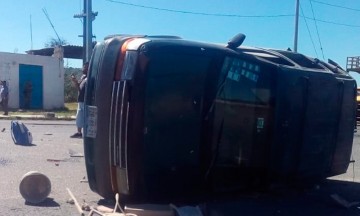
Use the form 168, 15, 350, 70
0, 52, 64, 109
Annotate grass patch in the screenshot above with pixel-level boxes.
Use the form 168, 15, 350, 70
65, 102, 78, 111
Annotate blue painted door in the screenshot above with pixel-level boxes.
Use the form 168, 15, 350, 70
19, 64, 43, 109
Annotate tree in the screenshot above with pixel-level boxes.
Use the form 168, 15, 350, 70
45, 37, 68, 48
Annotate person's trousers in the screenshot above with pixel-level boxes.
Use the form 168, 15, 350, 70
1, 98, 8, 114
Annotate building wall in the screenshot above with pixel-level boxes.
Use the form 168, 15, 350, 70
0, 52, 64, 109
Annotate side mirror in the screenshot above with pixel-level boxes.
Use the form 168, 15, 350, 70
227, 33, 246, 49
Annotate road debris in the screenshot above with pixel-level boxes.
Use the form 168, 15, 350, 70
69, 149, 84, 157
82, 202, 91, 211
47, 159, 65, 162
19, 171, 51, 204
88, 193, 127, 216
125, 204, 174, 216
67, 187, 85, 216
66, 198, 75, 205
96, 205, 113, 213
80, 176, 89, 183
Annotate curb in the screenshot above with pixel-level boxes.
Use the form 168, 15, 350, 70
0, 115, 76, 121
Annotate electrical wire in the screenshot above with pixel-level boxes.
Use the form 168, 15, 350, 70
105, 0, 360, 28
300, 5, 318, 58
104, 0, 293, 18
309, 0, 325, 60
311, 0, 360, 12
78, 0, 83, 24
303, 16, 360, 28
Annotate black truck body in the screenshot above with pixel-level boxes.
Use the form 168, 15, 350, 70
83, 34, 356, 203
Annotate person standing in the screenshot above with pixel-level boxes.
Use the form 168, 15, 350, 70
70, 62, 89, 138
0, 81, 9, 115
23, 80, 33, 109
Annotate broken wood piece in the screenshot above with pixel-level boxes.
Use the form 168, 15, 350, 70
88, 207, 127, 216
69, 149, 84, 157
96, 205, 114, 213
70, 153, 84, 157
47, 159, 65, 162
66, 187, 84, 216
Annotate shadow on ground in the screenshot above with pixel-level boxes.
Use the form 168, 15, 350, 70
201, 179, 360, 216
25, 198, 60, 207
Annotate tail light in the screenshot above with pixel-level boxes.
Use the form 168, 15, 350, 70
115, 38, 149, 80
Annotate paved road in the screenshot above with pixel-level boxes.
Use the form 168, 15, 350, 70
0, 119, 360, 215
0, 120, 102, 216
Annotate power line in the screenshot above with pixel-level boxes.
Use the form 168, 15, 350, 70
78, 0, 83, 24
300, 4, 318, 58
104, 0, 293, 18
311, 0, 360, 12
105, 0, 360, 28
303, 16, 360, 28
309, 0, 325, 60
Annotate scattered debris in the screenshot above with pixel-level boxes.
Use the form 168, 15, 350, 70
66, 198, 75, 205
126, 204, 174, 216
69, 149, 84, 157
1, 128, 5, 132
47, 158, 65, 166
46, 159, 64, 162
96, 205, 113, 213
82, 202, 91, 211
88, 193, 126, 216
11, 121, 33, 145
19, 171, 51, 204
331, 193, 360, 208
80, 176, 88, 183
67, 187, 85, 216
88, 207, 118, 216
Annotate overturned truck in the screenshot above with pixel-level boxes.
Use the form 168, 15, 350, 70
83, 33, 356, 203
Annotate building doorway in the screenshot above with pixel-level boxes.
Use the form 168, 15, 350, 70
19, 64, 43, 109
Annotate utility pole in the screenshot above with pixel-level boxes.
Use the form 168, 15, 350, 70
294, 0, 299, 52
74, 0, 98, 64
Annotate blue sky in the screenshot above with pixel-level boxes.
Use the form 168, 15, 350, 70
1, 0, 360, 81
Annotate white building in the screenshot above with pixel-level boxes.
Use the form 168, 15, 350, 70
0, 51, 64, 110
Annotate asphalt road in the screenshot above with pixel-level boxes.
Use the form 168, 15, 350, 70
0, 119, 103, 216
0, 119, 360, 216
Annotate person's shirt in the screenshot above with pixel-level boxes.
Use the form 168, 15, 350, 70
77, 75, 87, 102
0, 85, 9, 100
